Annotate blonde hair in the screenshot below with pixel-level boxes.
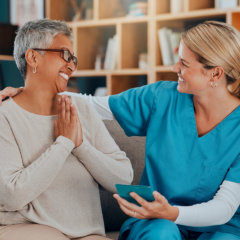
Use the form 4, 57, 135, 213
182, 21, 240, 98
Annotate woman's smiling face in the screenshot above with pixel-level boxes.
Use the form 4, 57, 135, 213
173, 40, 212, 96
36, 34, 76, 93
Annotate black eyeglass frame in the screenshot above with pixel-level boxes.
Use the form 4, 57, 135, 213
21, 48, 78, 68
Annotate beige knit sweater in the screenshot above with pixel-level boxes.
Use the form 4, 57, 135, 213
0, 96, 133, 238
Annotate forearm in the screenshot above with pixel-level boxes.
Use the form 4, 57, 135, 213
72, 138, 133, 192
0, 136, 74, 211
175, 180, 240, 226
70, 95, 133, 191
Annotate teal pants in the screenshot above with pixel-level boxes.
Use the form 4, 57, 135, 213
120, 219, 240, 240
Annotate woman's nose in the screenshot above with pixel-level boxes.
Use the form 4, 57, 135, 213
67, 60, 75, 72
172, 61, 180, 73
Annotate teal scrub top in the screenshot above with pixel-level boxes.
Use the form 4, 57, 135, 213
109, 81, 240, 235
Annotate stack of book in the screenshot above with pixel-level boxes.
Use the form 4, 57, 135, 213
127, 2, 148, 17
158, 27, 183, 66
104, 35, 118, 70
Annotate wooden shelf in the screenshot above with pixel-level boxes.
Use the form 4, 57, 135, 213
155, 65, 174, 72
46, 0, 240, 94
71, 16, 149, 27
156, 8, 227, 21
73, 69, 148, 77
73, 70, 109, 77
0, 55, 14, 61
112, 69, 148, 75
71, 19, 117, 27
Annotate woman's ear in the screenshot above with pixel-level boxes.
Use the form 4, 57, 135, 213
25, 49, 38, 68
212, 66, 224, 81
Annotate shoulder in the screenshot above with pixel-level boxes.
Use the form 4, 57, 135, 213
110, 81, 177, 104
146, 80, 178, 91
127, 80, 177, 95
149, 81, 181, 103
109, 81, 181, 116
0, 98, 13, 116
152, 81, 190, 114
128, 81, 178, 100
156, 80, 178, 89
0, 99, 16, 129
154, 80, 178, 95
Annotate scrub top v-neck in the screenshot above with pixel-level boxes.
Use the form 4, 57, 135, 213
109, 81, 240, 236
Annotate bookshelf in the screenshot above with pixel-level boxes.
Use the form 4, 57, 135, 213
0, 55, 14, 61
45, 0, 240, 95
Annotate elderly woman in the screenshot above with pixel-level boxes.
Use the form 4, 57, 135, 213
2, 21, 240, 239
0, 19, 133, 240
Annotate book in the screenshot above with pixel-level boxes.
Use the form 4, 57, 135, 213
169, 31, 182, 64
10, 0, 44, 26
109, 35, 118, 70
104, 38, 113, 70
158, 28, 173, 66
170, 0, 184, 13
215, 0, 238, 9
104, 35, 118, 70
128, 2, 148, 17
158, 27, 182, 66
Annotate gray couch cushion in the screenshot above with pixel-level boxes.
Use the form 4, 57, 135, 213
106, 231, 119, 240
100, 120, 146, 233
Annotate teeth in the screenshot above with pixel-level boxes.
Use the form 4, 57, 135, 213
178, 77, 184, 82
59, 72, 69, 81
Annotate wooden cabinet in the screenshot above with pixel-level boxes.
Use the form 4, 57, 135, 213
45, 0, 240, 95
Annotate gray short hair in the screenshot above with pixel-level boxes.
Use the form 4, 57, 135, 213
14, 18, 73, 79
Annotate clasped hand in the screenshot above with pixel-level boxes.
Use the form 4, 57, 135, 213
113, 191, 179, 221
54, 95, 82, 147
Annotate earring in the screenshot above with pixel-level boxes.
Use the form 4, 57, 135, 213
210, 81, 217, 88
33, 66, 37, 74
210, 73, 217, 88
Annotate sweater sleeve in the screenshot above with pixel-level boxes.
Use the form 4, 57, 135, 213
72, 101, 133, 193
175, 180, 240, 226
0, 114, 74, 211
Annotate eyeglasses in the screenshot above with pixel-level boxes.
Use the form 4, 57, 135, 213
22, 48, 78, 69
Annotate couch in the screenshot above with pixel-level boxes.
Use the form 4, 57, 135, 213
101, 120, 146, 240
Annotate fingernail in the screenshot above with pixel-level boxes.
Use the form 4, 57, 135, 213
153, 191, 158, 197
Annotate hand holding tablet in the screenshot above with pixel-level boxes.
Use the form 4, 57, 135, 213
115, 184, 155, 205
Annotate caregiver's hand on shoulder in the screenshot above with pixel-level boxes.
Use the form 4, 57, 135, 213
113, 191, 179, 221
0, 87, 23, 104
54, 96, 83, 148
